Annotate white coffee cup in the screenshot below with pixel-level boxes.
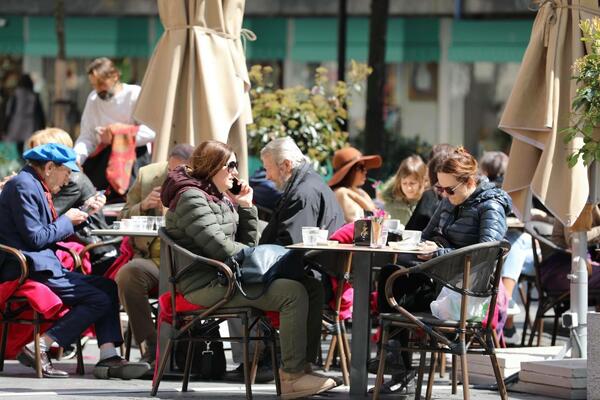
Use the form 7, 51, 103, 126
402, 230, 422, 245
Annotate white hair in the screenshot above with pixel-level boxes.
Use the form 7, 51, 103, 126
260, 137, 306, 169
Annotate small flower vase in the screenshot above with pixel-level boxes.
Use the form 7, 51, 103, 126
370, 220, 382, 248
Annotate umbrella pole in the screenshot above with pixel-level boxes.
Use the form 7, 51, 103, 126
570, 231, 588, 358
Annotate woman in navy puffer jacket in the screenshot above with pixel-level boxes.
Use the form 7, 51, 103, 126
372, 147, 512, 392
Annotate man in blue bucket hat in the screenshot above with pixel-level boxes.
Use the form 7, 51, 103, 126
0, 143, 150, 379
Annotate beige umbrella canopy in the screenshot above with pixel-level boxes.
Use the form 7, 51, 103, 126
134, 0, 252, 178
499, 0, 600, 227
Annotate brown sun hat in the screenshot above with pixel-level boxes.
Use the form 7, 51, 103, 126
328, 146, 382, 187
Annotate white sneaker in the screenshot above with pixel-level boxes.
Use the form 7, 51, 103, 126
507, 299, 521, 316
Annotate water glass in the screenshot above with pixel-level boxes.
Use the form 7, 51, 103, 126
120, 219, 131, 230
302, 227, 320, 246
145, 217, 156, 231
317, 229, 329, 244
112, 221, 121, 230
370, 222, 388, 248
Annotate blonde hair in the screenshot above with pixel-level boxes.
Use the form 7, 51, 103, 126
27, 128, 74, 149
392, 155, 427, 202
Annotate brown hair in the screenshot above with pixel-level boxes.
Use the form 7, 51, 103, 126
392, 155, 427, 202
87, 57, 119, 80
27, 128, 73, 150
427, 144, 455, 185
190, 141, 234, 180
436, 146, 478, 183
479, 151, 508, 183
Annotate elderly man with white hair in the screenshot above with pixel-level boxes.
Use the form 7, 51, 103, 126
259, 137, 345, 245
223, 137, 345, 384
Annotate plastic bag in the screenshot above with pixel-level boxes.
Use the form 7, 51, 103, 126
430, 287, 490, 322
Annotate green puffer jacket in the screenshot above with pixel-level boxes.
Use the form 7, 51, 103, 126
164, 188, 260, 295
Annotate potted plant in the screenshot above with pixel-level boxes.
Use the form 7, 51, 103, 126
247, 61, 371, 175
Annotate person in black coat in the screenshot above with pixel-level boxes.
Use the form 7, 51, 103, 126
3, 74, 46, 155
259, 137, 345, 246
373, 147, 512, 393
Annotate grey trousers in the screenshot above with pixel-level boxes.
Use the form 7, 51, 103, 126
115, 258, 159, 347
184, 276, 323, 374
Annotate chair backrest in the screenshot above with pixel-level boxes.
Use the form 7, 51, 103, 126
524, 221, 570, 291
158, 228, 235, 325
416, 241, 510, 298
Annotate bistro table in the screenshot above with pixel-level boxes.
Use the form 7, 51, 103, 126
287, 242, 430, 397
90, 228, 158, 237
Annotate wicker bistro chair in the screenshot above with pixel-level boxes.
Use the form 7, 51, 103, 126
524, 222, 579, 346
151, 229, 280, 399
372, 241, 511, 400
0, 244, 85, 378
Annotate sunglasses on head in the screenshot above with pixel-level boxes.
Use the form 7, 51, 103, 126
435, 180, 465, 195
225, 161, 239, 172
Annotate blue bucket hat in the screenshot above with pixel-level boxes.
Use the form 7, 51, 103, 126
23, 143, 80, 172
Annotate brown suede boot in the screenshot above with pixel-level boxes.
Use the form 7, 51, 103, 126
280, 369, 337, 399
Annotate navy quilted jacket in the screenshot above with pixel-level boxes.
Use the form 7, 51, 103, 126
422, 180, 512, 255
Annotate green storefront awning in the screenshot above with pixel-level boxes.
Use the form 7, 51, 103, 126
0, 16, 24, 55
291, 17, 439, 63
243, 18, 287, 60
448, 20, 533, 62
25, 17, 150, 58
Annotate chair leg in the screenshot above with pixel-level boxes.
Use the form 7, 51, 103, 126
0, 321, 9, 372
76, 338, 85, 375
323, 335, 337, 371
335, 323, 350, 386
520, 282, 532, 347
341, 321, 351, 364
181, 341, 194, 392
415, 351, 427, 400
372, 324, 389, 400
451, 354, 457, 394
439, 351, 446, 378
425, 351, 437, 400
551, 311, 560, 346
124, 323, 132, 361
460, 353, 470, 400
269, 336, 281, 396
33, 313, 42, 379
250, 340, 261, 385
528, 310, 544, 347
242, 315, 252, 400
489, 352, 508, 400
151, 338, 173, 396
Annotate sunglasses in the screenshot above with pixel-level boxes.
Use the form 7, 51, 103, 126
354, 163, 367, 172
435, 181, 464, 196
225, 161, 239, 172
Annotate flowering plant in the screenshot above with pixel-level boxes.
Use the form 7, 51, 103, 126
371, 209, 387, 224
247, 61, 371, 174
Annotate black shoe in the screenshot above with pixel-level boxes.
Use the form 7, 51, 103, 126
367, 354, 407, 375
223, 363, 274, 383
17, 346, 69, 378
93, 355, 151, 380
368, 369, 417, 395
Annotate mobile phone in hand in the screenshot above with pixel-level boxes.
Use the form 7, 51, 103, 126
230, 178, 242, 195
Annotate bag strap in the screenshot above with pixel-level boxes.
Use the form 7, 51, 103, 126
230, 258, 270, 301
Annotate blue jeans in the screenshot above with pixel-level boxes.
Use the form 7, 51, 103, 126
502, 231, 535, 282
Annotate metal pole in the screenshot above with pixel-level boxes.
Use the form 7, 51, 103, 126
570, 231, 588, 357
337, 0, 347, 82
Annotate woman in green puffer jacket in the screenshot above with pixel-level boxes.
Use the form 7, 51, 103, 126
160, 140, 337, 399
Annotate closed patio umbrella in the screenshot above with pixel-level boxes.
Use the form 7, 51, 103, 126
134, 0, 252, 178
499, 0, 600, 357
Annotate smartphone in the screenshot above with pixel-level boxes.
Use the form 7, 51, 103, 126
230, 178, 242, 195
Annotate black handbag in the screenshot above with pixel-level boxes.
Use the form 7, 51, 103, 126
174, 322, 226, 380
225, 245, 306, 300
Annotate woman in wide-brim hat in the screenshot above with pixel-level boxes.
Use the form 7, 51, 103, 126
328, 146, 382, 223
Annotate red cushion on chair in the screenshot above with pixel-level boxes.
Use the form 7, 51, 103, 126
0, 279, 67, 358
330, 223, 354, 244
